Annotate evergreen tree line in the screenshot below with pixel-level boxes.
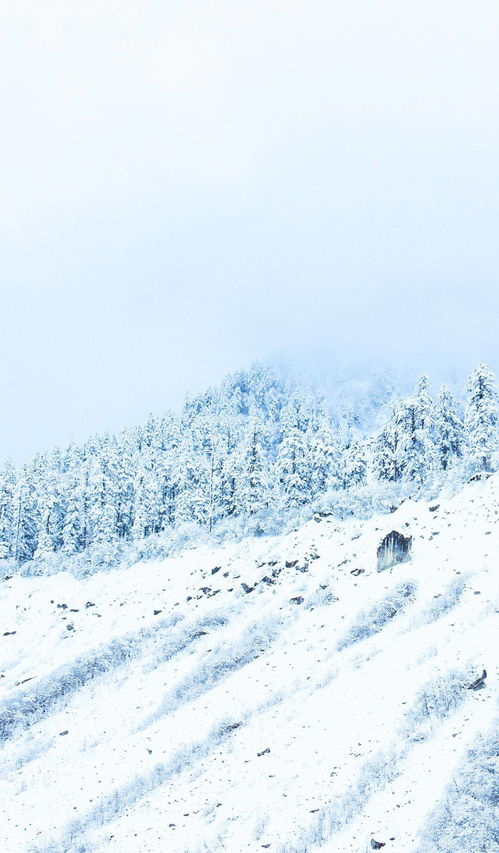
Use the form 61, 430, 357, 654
0, 363, 497, 565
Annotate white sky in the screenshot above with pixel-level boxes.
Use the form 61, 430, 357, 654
1, 0, 499, 461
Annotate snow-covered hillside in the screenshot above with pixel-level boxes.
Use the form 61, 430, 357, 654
0, 475, 497, 853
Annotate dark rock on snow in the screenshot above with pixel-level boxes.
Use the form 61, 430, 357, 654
469, 471, 492, 483
377, 531, 412, 572
467, 669, 487, 690
223, 721, 242, 733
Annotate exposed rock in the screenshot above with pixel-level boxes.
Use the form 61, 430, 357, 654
261, 576, 275, 585
257, 747, 270, 756
286, 560, 298, 568
370, 841, 386, 850
241, 583, 255, 594
467, 669, 487, 690
85, 601, 95, 608
289, 596, 304, 605
469, 471, 492, 483
350, 568, 365, 577
211, 566, 221, 575
153, 609, 162, 616
223, 721, 242, 733
429, 504, 440, 512
59, 730, 69, 736
377, 531, 412, 572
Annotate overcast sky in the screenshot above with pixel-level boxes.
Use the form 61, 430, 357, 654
1, 0, 499, 462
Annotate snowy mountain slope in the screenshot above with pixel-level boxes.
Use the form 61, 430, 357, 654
0, 477, 497, 853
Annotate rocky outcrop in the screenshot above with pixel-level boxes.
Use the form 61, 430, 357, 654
377, 531, 412, 572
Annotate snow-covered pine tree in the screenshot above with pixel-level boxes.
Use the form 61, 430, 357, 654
309, 413, 341, 496
393, 390, 434, 485
0, 461, 16, 559
394, 400, 424, 484
213, 414, 240, 521
131, 448, 162, 540
415, 374, 433, 434
341, 440, 368, 489
154, 415, 180, 532
277, 392, 314, 509
175, 430, 210, 527
464, 363, 499, 473
35, 468, 64, 558
372, 420, 400, 482
12, 467, 38, 563
235, 418, 271, 518
61, 471, 83, 554
434, 386, 463, 472
109, 432, 135, 540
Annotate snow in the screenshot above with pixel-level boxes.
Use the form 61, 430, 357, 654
0, 475, 497, 852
